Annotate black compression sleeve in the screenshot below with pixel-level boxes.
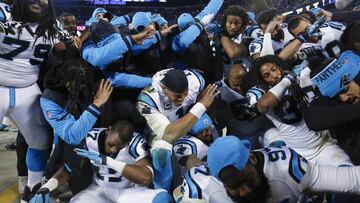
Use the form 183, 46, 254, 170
303, 97, 360, 131
332, 11, 360, 23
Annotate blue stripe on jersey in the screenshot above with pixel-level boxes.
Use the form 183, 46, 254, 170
329, 22, 343, 31
9, 87, 15, 110
184, 171, 202, 199
248, 87, 264, 101
253, 37, 264, 44
175, 139, 198, 155
288, 149, 306, 184
187, 69, 205, 92
245, 25, 259, 37
0, 8, 5, 22
129, 134, 144, 159
138, 92, 159, 111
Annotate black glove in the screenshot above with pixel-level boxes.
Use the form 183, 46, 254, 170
297, 46, 320, 60
297, 16, 326, 43
230, 97, 260, 120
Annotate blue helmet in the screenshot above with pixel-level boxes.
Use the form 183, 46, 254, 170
208, 136, 251, 178
177, 13, 195, 31
132, 11, 152, 32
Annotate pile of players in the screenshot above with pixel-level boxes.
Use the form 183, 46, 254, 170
1, 0, 360, 202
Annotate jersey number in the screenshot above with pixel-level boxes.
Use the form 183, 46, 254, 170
0, 36, 51, 65
194, 165, 210, 176
265, 147, 287, 162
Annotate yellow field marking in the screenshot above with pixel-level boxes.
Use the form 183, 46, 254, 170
0, 182, 19, 203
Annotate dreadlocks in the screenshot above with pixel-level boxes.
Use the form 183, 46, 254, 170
11, 0, 58, 42
221, 5, 248, 35
44, 59, 96, 114
250, 55, 309, 111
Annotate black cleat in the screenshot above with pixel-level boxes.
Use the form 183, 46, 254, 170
21, 183, 41, 203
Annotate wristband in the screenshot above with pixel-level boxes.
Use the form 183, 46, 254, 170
268, 77, 292, 100
41, 178, 58, 192
106, 157, 126, 175
189, 102, 206, 119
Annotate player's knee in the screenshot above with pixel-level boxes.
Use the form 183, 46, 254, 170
152, 191, 174, 203
26, 148, 50, 171
23, 131, 51, 150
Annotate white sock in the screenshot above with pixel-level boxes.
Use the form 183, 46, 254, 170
27, 171, 43, 190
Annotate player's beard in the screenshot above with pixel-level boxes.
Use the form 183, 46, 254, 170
25, 1, 49, 23
226, 166, 271, 203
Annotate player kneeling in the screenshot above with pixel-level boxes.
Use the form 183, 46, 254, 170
30, 120, 173, 203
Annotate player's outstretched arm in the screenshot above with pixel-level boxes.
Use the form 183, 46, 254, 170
29, 166, 70, 203
172, 23, 204, 54
300, 163, 360, 194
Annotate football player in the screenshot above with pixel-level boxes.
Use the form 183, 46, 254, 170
208, 136, 360, 203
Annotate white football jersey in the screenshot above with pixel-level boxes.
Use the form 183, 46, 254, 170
180, 164, 234, 203
0, 2, 11, 22
249, 24, 294, 56
318, 21, 344, 58
137, 68, 205, 122
173, 129, 219, 162
85, 128, 149, 189
244, 24, 263, 39
299, 21, 345, 59
246, 68, 331, 160
0, 21, 55, 87
255, 147, 308, 203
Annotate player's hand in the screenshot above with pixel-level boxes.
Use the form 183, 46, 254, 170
200, 13, 215, 25
131, 26, 155, 45
73, 36, 82, 49
265, 18, 280, 34
160, 24, 178, 37
297, 16, 326, 43
29, 188, 50, 203
284, 71, 300, 85
205, 23, 222, 35
74, 148, 106, 165
93, 79, 113, 108
198, 84, 220, 109
296, 46, 319, 60
317, 9, 333, 21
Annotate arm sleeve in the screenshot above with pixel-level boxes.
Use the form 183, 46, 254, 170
172, 23, 203, 53
303, 98, 360, 131
136, 101, 170, 140
260, 33, 275, 57
332, 11, 360, 23
131, 31, 161, 56
110, 15, 131, 27
40, 97, 100, 145
82, 33, 132, 70
195, 0, 224, 20
300, 163, 360, 194
106, 72, 152, 89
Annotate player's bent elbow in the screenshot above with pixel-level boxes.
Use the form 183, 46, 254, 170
138, 171, 153, 186
255, 102, 270, 114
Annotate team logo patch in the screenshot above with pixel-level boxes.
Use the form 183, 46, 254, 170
339, 74, 351, 89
